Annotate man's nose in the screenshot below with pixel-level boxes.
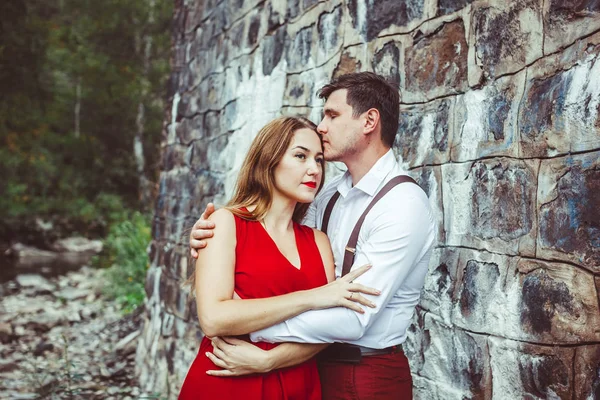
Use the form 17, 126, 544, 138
317, 120, 327, 134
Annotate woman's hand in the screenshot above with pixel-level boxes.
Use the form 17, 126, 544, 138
206, 337, 273, 377
309, 264, 380, 313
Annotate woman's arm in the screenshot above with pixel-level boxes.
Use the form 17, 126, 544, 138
204, 228, 338, 377
313, 228, 336, 283
196, 209, 378, 338
206, 337, 328, 376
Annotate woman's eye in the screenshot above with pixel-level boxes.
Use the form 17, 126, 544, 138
295, 153, 306, 160
316, 158, 324, 165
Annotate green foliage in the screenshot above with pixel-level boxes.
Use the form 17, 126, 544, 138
95, 212, 151, 313
0, 0, 172, 242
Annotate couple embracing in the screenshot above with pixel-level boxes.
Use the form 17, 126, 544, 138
179, 72, 436, 400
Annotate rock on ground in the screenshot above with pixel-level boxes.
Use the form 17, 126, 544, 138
0, 266, 151, 399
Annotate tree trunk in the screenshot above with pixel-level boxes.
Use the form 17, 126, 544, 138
134, 0, 156, 206
74, 76, 81, 138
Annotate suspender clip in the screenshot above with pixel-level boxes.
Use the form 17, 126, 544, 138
345, 246, 356, 254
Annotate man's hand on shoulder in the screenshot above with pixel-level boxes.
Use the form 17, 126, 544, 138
189, 202, 217, 258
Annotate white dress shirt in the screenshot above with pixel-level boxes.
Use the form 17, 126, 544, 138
250, 150, 436, 349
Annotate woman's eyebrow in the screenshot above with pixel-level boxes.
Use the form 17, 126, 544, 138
291, 146, 310, 152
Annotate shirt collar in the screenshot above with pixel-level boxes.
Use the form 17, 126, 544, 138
337, 149, 397, 197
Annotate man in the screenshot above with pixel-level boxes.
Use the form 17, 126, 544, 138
189, 72, 436, 399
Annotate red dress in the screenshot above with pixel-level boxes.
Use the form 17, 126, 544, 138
179, 214, 327, 400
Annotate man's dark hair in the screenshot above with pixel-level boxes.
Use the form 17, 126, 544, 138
318, 72, 400, 148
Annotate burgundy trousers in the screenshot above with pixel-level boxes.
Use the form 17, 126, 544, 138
317, 351, 412, 400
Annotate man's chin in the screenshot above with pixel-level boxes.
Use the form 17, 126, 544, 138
324, 152, 340, 162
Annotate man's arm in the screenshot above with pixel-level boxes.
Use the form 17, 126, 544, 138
250, 191, 434, 344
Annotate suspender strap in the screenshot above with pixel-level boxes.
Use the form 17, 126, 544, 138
321, 191, 341, 235
341, 175, 419, 277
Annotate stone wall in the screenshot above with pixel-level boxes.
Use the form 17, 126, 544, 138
136, 0, 600, 398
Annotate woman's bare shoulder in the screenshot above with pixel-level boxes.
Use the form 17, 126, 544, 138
207, 208, 237, 234
311, 228, 331, 248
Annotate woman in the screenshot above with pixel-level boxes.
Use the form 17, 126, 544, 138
179, 116, 378, 399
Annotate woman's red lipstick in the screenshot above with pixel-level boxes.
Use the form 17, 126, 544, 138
302, 182, 317, 188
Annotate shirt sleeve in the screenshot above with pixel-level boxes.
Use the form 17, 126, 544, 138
250, 192, 434, 344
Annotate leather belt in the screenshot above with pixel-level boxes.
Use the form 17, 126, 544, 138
356, 344, 403, 356
318, 343, 403, 364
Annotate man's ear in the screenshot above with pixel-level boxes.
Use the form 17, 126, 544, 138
364, 108, 380, 135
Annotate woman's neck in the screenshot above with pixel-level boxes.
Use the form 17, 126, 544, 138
262, 194, 296, 233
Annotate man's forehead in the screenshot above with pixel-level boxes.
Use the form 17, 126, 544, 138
324, 89, 349, 108
326, 88, 348, 102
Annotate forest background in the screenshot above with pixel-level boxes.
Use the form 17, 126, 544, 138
1, 0, 173, 308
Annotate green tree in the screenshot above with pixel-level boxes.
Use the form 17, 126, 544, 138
0, 0, 172, 243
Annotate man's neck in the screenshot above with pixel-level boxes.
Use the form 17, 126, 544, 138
344, 145, 390, 186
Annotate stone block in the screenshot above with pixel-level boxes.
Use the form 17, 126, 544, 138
537, 152, 600, 273
162, 144, 192, 171
404, 19, 468, 102
409, 166, 445, 243
285, 24, 315, 73
451, 71, 525, 162
189, 135, 231, 174
371, 40, 401, 86
283, 54, 338, 107
519, 55, 600, 157
346, 0, 426, 42
286, 0, 301, 20
203, 110, 221, 138
418, 247, 460, 323
413, 376, 470, 400
144, 265, 161, 303
574, 345, 600, 400
544, 0, 600, 54
194, 72, 225, 114
165, 279, 191, 322
437, 0, 475, 16
488, 337, 574, 399
446, 246, 600, 343
442, 158, 538, 256
411, 312, 491, 399
262, 27, 287, 76
173, 43, 187, 72
284, 73, 316, 107
247, 10, 263, 48
175, 114, 204, 145
517, 258, 600, 343
332, 46, 367, 79
395, 97, 453, 167
228, 19, 245, 53
316, 5, 343, 66
470, 0, 543, 79
152, 217, 166, 241
225, 0, 263, 27
280, 105, 314, 119
450, 250, 515, 334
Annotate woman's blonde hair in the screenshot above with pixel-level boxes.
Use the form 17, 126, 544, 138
225, 115, 325, 223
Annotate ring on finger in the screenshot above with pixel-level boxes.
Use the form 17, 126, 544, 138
349, 292, 354, 300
